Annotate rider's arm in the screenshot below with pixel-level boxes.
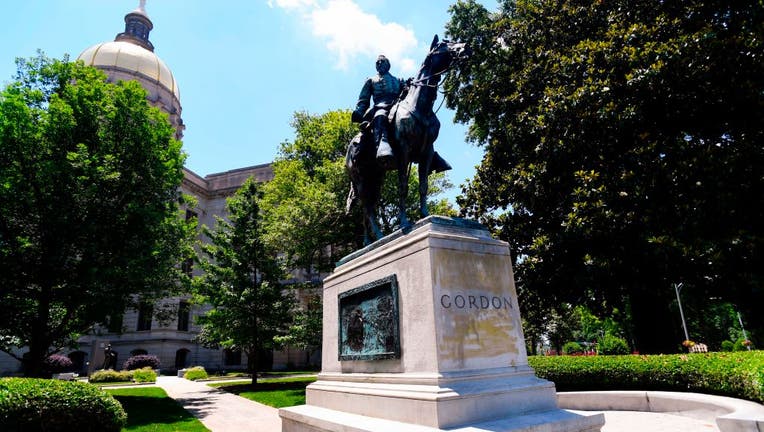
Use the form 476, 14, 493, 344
353, 78, 373, 121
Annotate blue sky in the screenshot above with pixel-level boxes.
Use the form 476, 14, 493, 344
0, 0, 498, 205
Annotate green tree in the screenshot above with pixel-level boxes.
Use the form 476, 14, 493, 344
0, 53, 192, 376
274, 290, 322, 367
445, 0, 764, 352
193, 178, 293, 386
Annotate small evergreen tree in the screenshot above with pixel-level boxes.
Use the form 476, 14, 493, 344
193, 179, 293, 386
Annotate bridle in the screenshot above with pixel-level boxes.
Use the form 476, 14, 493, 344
410, 43, 465, 88
408, 43, 466, 114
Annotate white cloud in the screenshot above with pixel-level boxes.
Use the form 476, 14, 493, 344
270, 0, 419, 74
267, 0, 317, 10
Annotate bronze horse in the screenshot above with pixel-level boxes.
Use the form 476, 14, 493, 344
346, 36, 470, 243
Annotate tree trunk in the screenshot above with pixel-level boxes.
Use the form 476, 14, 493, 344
249, 347, 259, 387
628, 285, 680, 353
26, 282, 52, 377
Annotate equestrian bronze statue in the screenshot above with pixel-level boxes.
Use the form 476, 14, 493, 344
346, 35, 470, 243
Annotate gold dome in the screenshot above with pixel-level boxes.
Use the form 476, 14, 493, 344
77, 41, 179, 100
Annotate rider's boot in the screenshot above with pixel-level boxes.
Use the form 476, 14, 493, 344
429, 151, 452, 174
374, 115, 395, 169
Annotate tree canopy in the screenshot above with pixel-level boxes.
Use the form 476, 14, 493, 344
445, 0, 763, 352
0, 53, 192, 375
193, 178, 293, 385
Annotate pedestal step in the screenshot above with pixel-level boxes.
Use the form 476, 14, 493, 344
280, 405, 605, 432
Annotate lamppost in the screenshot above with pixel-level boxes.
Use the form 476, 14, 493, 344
737, 311, 751, 351
674, 283, 689, 342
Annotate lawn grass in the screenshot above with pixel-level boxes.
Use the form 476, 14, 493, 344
92, 381, 143, 388
106, 387, 209, 431
261, 370, 319, 377
210, 376, 317, 408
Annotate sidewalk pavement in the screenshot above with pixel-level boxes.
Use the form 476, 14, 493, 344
155, 376, 281, 431
576, 410, 719, 432
153, 376, 720, 432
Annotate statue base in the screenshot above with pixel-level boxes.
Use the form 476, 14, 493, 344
280, 216, 603, 431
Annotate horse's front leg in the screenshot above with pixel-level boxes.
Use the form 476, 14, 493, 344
419, 145, 434, 218
397, 160, 411, 230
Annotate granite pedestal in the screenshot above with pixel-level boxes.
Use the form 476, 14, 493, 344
280, 216, 604, 432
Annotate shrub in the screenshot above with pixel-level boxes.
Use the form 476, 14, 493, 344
132, 367, 157, 383
528, 351, 764, 403
44, 354, 74, 374
598, 334, 630, 355
0, 378, 126, 431
721, 340, 734, 352
183, 366, 208, 381
562, 342, 584, 355
734, 338, 754, 351
89, 369, 133, 383
123, 354, 160, 371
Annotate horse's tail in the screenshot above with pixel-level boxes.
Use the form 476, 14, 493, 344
345, 181, 358, 214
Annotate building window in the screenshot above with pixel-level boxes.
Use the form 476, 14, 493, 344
182, 210, 198, 276
137, 303, 153, 331
181, 257, 194, 276
177, 301, 190, 331
106, 314, 123, 333
224, 349, 242, 366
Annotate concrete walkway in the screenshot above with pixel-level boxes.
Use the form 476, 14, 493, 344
576, 410, 719, 432
152, 377, 734, 432
155, 376, 281, 431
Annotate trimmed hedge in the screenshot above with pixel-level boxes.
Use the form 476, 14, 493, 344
528, 351, 764, 403
0, 378, 127, 431
89, 369, 133, 383
183, 366, 208, 381
132, 367, 157, 383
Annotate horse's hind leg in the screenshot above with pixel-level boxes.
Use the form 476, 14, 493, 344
397, 163, 411, 230
365, 203, 383, 242
419, 154, 433, 218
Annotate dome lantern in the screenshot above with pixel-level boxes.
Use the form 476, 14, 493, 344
115, 0, 155, 52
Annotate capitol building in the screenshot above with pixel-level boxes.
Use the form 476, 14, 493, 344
0, 2, 319, 376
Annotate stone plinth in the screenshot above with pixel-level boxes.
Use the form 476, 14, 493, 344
280, 216, 603, 432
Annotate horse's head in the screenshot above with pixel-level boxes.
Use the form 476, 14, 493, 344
422, 35, 471, 79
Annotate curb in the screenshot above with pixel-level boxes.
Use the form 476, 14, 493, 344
558, 391, 764, 432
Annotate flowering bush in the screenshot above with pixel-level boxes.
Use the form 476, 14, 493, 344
682, 340, 695, 348
43, 354, 73, 374
123, 354, 160, 371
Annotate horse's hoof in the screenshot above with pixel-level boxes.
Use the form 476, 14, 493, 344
399, 217, 412, 233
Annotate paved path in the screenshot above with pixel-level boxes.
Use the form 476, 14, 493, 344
575, 410, 719, 432
152, 377, 722, 432
155, 376, 281, 431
